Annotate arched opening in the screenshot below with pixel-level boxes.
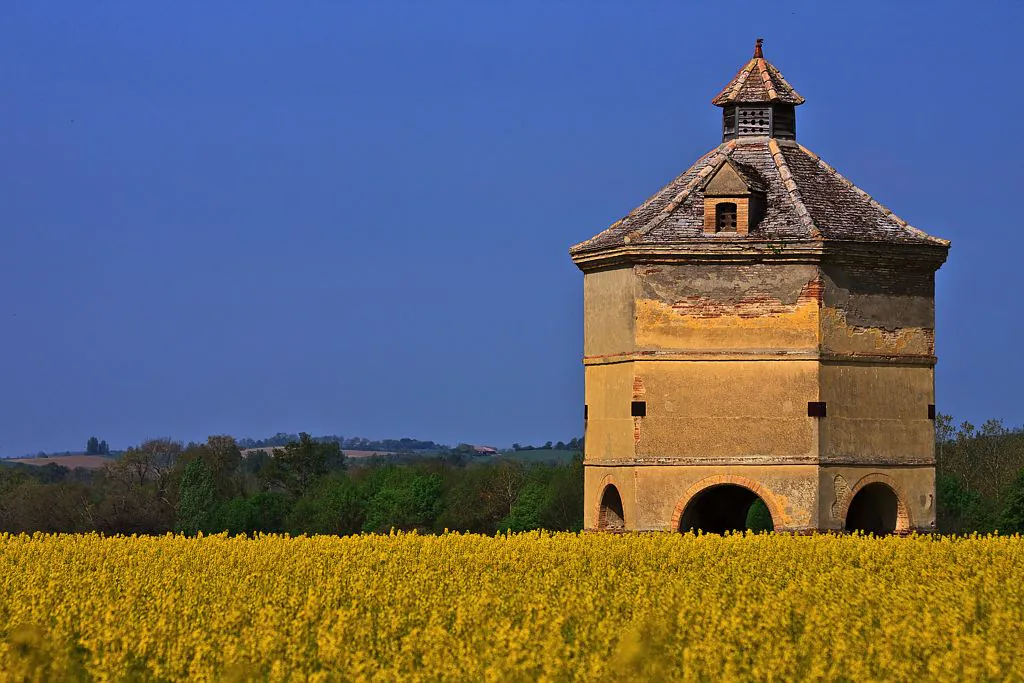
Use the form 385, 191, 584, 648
844, 482, 899, 535
598, 485, 625, 531
715, 202, 737, 232
679, 484, 774, 534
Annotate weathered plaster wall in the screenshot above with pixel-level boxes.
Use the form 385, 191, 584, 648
819, 363, 934, 463
817, 465, 936, 532
580, 257, 939, 533
583, 267, 635, 357
633, 263, 822, 352
583, 363, 637, 463
585, 464, 819, 531
631, 360, 819, 461
820, 264, 935, 358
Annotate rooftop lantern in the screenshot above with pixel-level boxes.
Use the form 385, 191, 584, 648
713, 39, 804, 141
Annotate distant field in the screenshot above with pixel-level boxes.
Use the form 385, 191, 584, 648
3, 455, 113, 470
499, 449, 579, 464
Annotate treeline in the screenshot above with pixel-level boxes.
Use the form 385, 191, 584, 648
3, 415, 1024, 536
236, 434, 446, 453
935, 415, 1024, 533
512, 437, 583, 451
0, 435, 583, 536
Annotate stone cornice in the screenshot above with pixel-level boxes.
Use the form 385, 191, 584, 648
583, 350, 937, 367
570, 239, 948, 273
585, 456, 936, 467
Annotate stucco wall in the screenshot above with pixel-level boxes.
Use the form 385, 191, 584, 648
819, 363, 934, 463
633, 263, 821, 353
586, 464, 819, 532
820, 263, 935, 358
584, 363, 637, 463
817, 465, 936, 533
631, 360, 819, 461
583, 267, 635, 357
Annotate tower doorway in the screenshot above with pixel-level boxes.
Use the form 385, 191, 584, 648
844, 482, 900, 535
678, 484, 775, 533
597, 485, 625, 531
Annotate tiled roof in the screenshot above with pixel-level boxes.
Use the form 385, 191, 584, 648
711, 40, 804, 106
569, 137, 948, 255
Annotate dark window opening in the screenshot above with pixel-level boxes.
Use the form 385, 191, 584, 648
679, 484, 774, 534
715, 202, 737, 232
928, 404, 936, 420
631, 401, 646, 417
808, 401, 827, 418
584, 404, 588, 420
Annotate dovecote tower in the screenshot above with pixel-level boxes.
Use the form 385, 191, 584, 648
570, 40, 949, 534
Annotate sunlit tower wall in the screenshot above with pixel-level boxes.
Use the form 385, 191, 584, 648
570, 40, 948, 534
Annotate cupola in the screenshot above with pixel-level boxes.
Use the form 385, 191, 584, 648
713, 39, 804, 141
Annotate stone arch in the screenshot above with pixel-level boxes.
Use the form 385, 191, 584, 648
670, 474, 784, 533
836, 473, 912, 534
595, 476, 626, 531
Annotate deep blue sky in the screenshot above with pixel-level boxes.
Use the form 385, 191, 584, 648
2, 2, 1022, 456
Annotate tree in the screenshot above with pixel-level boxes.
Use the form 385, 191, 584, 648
362, 467, 442, 532
98, 440, 110, 455
936, 473, 996, 534
500, 483, 546, 532
998, 468, 1024, 534
176, 460, 218, 535
538, 454, 585, 531
287, 475, 364, 535
262, 433, 342, 497
215, 492, 293, 535
86, 437, 100, 455
436, 466, 508, 533
492, 460, 526, 518
118, 438, 182, 490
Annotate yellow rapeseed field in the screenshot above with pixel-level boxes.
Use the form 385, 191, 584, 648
1, 532, 1023, 682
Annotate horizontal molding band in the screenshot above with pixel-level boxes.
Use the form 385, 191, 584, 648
585, 457, 935, 467
583, 350, 937, 367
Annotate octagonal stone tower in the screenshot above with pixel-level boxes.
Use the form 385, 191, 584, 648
570, 40, 949, 534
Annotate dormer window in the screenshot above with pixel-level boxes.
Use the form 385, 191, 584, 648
716, 203, 737, 232
701, 159, 765, 236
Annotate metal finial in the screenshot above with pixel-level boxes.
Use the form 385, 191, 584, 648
754, 38, 764, 58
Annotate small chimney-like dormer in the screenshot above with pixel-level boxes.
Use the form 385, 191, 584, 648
701, 159, 766, 236
713, 39, 804, 141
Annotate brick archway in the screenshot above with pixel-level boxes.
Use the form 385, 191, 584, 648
835, 473, 912, 533
670, 474, 784, 532
595, 475, 626, 531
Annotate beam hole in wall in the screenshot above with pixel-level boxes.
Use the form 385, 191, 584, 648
807, 401, 827, 418
678, 485, 774, 534
844, 483, 899, 535
597, 485, 625, 531
631, 401, 646, 417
